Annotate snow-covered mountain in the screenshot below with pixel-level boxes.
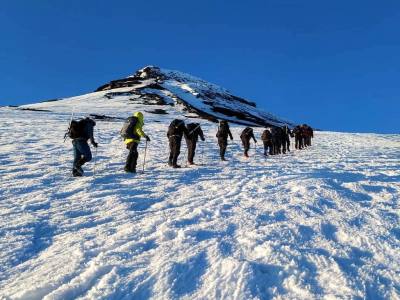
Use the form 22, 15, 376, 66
21, 66, 293, 127
0, 69, 399, 299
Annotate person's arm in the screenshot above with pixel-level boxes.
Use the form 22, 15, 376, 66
199, 127, 205, 141
89, 123, 98, 147
137, 125, 150, 141
228, 128, 233, 140
183, 125, 190, 139
251, 132, 257, 143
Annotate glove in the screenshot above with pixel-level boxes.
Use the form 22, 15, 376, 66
230, 137, 233, 141
92, 142, 98, 148
145, 135, 151, 142
201, 137, 205, 142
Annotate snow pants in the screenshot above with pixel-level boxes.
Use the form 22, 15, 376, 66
186, 140, 197, 164
218, 137, 228, 160
282, 137, 290, 154
169, 136, 182, 166
241, 137, 250, 156
73, 139, 92, 169
125, 142, 139, 172
263, 141, 273, 155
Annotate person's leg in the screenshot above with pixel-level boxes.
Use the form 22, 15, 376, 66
282, 138, 287, 154
74, 140, 92, 175
129, 142, 139, 172
172, 137, 181, 167
219, 138, 227, 160
168, 138, 174, 166
244, 139, 250, 157
78, 140, 92, 165
125, 142, 134, 172
188, 141, 196, 164
72, 140, 83, 176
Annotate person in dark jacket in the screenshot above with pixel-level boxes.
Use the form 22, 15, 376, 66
293, 125, 303, 150
167, 119, 189, 168
261, 128, 273, 156
271, 127, 283, 155
240, 127, 257, 157
72, 117, 98, 177
281, 125, 292, 154
123, 112, 150, 173
216, 120, 233, 161
185, 123, 205, 165
303, 124, 314, 147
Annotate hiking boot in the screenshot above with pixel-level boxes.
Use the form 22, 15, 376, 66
76, 165, 83, 174
72, 167, 83, 177
188, 161, 194, 165
124, 166, 136, 173
172, 164, 181, 168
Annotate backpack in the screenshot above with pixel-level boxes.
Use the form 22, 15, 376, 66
67, 119, 86, 139
261, 130, 271, 141
240, 127, 253, 139
168, 119, 184, 136
217, 121, 229, 137
120, 116, 138, 139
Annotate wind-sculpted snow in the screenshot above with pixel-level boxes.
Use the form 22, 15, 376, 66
1, 105, 400, 299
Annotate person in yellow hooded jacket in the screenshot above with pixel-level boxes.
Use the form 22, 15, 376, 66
123, 112, 150, 173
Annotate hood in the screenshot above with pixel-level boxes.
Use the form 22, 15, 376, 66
133, 112, 144, 125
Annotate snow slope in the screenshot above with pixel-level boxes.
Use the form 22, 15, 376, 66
0, 94, 400, 299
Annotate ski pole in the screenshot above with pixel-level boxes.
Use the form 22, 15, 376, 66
183, 145, 188, 167
64, 107, 75, 142
93, 147, 98, 177
142, 140, 148, 173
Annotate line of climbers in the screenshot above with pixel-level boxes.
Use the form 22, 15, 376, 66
65, 113, 313, 176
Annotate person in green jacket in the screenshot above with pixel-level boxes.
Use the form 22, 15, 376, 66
123, 112, 150, 173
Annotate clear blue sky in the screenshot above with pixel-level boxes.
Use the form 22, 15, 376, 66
1, 1, 399, 133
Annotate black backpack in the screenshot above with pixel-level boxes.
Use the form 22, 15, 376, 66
241, 127, 253, 138
261, 129, 272, 141
67, 119, 86, 139
217, 121, 229, 137
120, 116, 138, 139
168, 119, 184, 136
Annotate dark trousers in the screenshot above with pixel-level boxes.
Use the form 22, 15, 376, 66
282, 137, 290, 153
272, 139, 281, 155
295, 136, 303, 149
73, 139, 92, 169
169, 136, 182, 166
187, 140, 197, 164
218, 138, 227, 160
263, 141, 272, 155
125, 142, 139, 171
241, 137, 250, 156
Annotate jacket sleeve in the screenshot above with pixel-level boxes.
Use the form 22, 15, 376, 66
88, 123, 96, 144
183, 125, 190, 139
251, 132, 257, 143
228, 128, 233, 140
136, 125, 146, 138
199, 127, 205, 140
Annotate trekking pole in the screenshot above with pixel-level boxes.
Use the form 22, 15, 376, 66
183, 146, 188, 167
142, 140, 148, 173
64, 106, 75, 142
93, 147, 98, 177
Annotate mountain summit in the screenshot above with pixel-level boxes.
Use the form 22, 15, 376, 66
94, 66, 292, 127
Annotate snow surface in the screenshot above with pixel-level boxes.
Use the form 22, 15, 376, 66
1, 93, 400, 299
